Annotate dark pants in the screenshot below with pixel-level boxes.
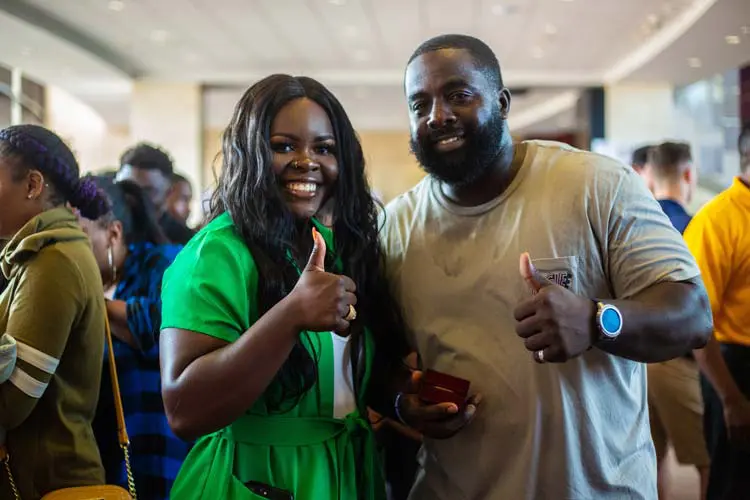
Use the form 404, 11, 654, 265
378, 426, 420, 500
701, 343, 750, 500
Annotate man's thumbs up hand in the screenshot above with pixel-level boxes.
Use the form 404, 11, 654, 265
519, 252, 554, 294
513, 252, 596, 363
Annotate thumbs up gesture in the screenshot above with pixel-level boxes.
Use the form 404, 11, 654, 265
513, 252, 596, 363
289, 228, 358, 335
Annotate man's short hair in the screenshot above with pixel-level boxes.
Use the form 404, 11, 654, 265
631, 145, 652, 168
171, 172, 190, 187
407, 34, 503, 89
119, 143, 174, 177
648, 142, 693, 181
739, 122, 750, 173
740, 122, 750, 150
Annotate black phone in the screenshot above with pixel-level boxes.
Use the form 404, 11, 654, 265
243, 480, 294, 500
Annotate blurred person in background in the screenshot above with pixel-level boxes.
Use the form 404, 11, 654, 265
631, 144, 654, 190
116, 143, 195, 245
685, 122, 750, 500
0, 124, 110, 498
741, 122, 750, 172
646, 142, 709, 499
77, 176, 188, 500
166, 172, 194, 226
159, 74, 409, 499
648, 142, 695, 233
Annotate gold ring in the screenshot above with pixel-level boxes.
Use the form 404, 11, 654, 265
344, 304, 357, 322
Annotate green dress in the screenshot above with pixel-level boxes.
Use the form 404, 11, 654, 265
161, 213, 386, 500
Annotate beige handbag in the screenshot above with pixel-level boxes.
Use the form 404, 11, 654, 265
1, 312, 137, 499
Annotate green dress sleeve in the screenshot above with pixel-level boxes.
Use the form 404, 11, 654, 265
161, 216, 258, 343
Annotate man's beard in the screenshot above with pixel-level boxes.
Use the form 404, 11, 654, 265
410, 111, 505, 188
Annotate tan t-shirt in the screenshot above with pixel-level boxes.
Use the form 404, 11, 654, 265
382, 141, 700, 500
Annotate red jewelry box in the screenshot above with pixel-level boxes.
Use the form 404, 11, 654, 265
418, 369, 471, 408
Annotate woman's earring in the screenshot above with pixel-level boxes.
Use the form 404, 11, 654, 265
107, 245, 117, 283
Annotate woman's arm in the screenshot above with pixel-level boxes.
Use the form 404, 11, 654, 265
107, 294, 167, 351
161, 232, 357, 441
105, 299, 138, 348
160, 295, 302, 441
107, 252, 174, 351
0, 251, 84, 429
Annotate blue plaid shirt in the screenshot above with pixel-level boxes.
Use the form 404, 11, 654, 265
93, 242, 189, 500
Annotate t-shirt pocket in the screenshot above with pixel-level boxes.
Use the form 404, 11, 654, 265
531, 256, 580, 294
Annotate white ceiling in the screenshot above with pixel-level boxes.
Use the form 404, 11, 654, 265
0, 8, 129, 97
625, 0, 750, 85
0, 0, 748, 132
6, 0, 713, 83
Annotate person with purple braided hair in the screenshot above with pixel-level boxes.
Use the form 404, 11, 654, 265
0, 124, 110, 498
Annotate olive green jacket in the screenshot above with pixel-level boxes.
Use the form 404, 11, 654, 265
0, 208, 105, 499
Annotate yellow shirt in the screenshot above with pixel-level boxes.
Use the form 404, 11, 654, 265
684, 177, 750, 346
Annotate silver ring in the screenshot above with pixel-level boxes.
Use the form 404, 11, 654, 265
535, 350, 545, 363
344, 304, 357, 322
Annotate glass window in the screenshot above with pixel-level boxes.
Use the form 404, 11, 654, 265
674, 69, 741, 190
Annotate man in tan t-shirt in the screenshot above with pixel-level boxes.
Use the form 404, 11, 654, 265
382, 34, 713, 500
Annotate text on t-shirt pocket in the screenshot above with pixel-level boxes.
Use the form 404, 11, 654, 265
531, 256, 580, 294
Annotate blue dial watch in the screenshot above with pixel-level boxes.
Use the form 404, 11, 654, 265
595, 301, 622, 341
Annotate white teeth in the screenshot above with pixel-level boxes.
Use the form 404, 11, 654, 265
439, 136, 460, 144
287, 182, 317, 193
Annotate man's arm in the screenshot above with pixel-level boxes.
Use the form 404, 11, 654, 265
694, 337, 745, 405
596, 278, 711, 362
516, 164, 712, 364
516, 261, 710, 363
600, 166, 712, 360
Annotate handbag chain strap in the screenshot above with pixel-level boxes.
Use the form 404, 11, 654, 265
1, 449, 21, 500
0, 306, 137, 499
122, 444, 136, 498
103, 310, 137, 499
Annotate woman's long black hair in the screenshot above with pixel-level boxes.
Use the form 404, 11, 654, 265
90, 175, 169, 246
210, 74, 408, 412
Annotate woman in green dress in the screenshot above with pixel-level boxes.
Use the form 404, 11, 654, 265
159, 75, 408, 499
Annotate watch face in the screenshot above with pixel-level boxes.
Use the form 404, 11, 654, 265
601, 306, 622, 336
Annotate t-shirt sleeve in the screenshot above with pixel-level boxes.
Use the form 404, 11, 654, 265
683, 210, 729, 315
161, 229, 257, 343
0, 249, 84, 429
603, 168, 700, 299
